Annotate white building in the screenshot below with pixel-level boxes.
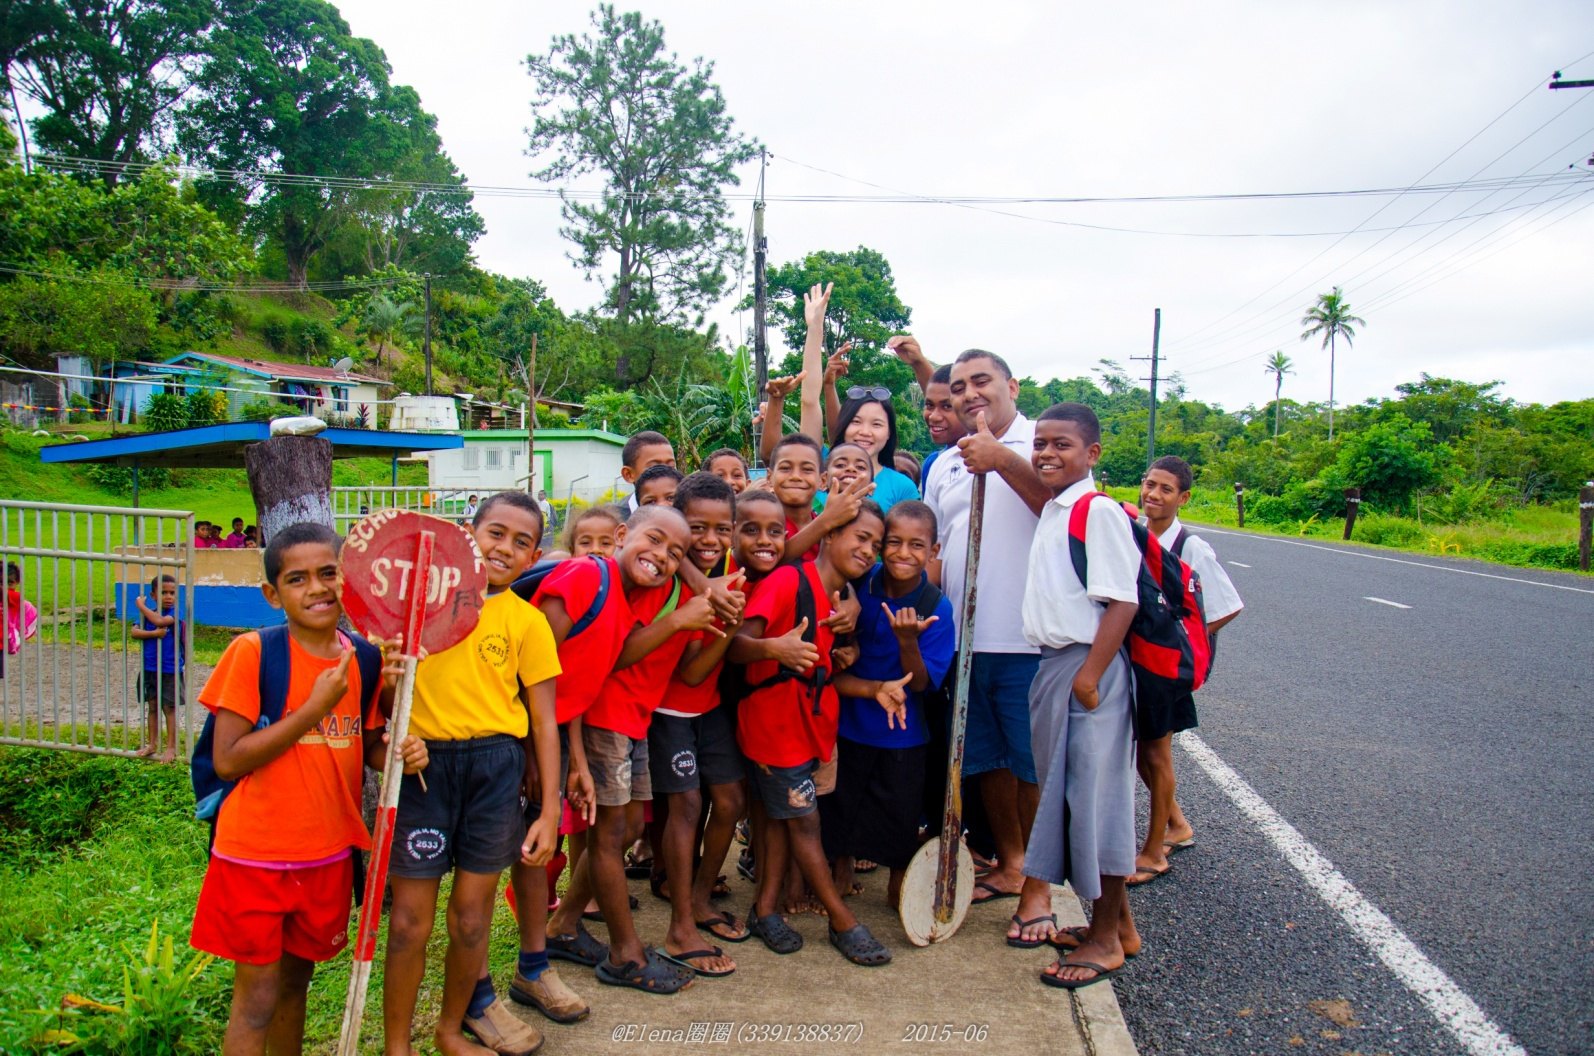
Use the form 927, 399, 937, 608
426, 428, 628, 504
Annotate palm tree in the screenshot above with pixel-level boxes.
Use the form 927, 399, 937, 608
1263, 351, 1294, 438
1299, 286, 1365, 440
362, 295, 416, 365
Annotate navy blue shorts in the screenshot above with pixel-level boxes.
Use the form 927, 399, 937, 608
648, 707, 744, 796
391, 734, 525, 879
962, 652, 1042, 783
748, 758, 819, 820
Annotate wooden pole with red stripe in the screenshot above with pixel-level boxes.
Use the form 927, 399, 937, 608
336, 529, 434, 1056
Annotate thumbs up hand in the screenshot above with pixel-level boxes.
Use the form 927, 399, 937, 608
768, 617, 820, 673
956, 410, 1008, 474
874, 674, 914, 729
821, 588, 860, 635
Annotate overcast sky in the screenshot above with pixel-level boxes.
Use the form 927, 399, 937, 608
335, 0, 1594, 412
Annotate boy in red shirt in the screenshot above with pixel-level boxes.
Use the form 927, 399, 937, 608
190, 522, 426, 1056
769, 434, 875, 563
649, 474, 749, 978
729, 500, 894, 966
531, 506, 721, 996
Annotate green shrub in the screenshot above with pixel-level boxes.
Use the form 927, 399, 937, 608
260, 317, 292, 353
237, 398, 298, 422
182, 390, 225, 428
290, 318, 331, 357
1351, 513, 1426, 548
140, 393, 187, 433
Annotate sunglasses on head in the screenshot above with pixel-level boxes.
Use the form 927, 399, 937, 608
846, 385, 892, 401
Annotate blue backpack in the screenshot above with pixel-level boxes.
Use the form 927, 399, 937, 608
191, 624, 383, 837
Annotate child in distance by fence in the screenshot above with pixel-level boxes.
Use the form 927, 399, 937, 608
131, 574, 184, 763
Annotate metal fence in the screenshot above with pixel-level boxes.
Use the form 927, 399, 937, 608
1, 500, 195, 759
331, 486, 487, 533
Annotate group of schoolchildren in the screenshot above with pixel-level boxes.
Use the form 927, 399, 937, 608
188, 281, 1243, 1054
195, 517, 258, 548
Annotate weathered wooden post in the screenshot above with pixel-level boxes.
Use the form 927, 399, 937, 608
1343, 487, 1361, 541
1234, 482, 1245, 528
244, 424, 334, 545
1579, 483, 1593, 572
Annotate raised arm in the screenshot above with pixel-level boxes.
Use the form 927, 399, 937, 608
887, 335, 935, 391
822, 343, 850, 442
759, 372, 804, 464
799, 282, 830, 442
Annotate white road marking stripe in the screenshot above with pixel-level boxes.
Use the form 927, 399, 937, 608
1176, 732, 1528, 1056
1363, 596, 1412, 609
1196, 526, 1594, 595
1226, 561, 1251, 568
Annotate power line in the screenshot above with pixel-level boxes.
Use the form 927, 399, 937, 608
36, 152, 1585, 209
0, 263, 400, 293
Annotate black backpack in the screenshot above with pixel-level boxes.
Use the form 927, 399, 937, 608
738, 568, 834, 716
191, 625, 382, 837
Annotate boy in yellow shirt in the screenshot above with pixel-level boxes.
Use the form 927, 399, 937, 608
382, 493, 562, 1056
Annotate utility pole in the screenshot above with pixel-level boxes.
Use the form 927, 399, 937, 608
1133, 308, 1162, 464
423, 274, 433, 396
752, 148, 770, 404
526, 333, 537, 495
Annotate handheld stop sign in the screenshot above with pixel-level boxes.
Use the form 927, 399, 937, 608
335, 510, 486, 1056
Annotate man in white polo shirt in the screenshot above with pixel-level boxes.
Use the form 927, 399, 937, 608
923, 349, 1054, 942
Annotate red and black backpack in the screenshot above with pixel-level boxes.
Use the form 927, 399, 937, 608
1067, 493, 1213, 713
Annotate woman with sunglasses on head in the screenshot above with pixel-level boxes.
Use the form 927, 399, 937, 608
826, 382, 920, 512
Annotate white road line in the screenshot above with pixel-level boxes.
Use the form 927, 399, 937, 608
1196, 526, 1594, 595
1177, 732, 1527, 1056
1227, 561, 1251, 568
1364, 596, 1412, 609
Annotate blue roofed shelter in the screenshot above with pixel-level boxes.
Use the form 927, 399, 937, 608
39, 423, 462, 627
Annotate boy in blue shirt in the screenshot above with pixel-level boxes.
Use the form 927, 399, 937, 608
822, 500, 955, 906
131, 574, 184, 762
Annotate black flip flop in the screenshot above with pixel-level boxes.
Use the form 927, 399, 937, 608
1048, 925, 1139, 958
658, 946, 735, 978
1005, 913, 1058, 949
1125, 862, 1172, 887
696, 911, 751, 943
1040, 960, 1123, 990
970, 880, 1020, 904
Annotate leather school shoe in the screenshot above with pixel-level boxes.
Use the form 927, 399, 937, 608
461, 997, 544, 1055
510, 966, 590, 1024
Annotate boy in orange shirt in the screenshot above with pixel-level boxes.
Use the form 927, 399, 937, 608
382, 493, 562, 1056
190, 522, 427, 1056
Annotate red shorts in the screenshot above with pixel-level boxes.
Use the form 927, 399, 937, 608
191, 855, 354, 965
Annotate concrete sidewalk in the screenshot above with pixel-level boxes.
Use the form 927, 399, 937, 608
499, 860, 1138, 1056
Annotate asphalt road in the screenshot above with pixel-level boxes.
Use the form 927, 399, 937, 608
1113, 528, 1594, 1056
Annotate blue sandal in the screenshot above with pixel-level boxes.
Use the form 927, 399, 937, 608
546, 924, 607, 967
829, 923, 892, 966
747, 913, 803, 955
594, 948, 694, 994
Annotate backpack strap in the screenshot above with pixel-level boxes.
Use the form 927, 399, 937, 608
1066, 491, 1113, 591
567, 555, 611, 638
347, 632, 384, 721
652, 575, 682, 623
256, 624, 292, 726
1169, 525, 1190, 560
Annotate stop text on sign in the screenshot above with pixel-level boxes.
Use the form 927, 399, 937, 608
369, 557, 464, 605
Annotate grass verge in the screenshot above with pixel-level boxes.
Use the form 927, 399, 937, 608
0, 746, 534, 1055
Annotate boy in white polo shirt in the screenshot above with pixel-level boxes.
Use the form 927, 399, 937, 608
923, 348, 1053, 944
1129, 455, 1244, 884
1022, 402, 1141, 990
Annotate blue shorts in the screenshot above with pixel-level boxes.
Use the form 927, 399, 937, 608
962, 652, 1042, 784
